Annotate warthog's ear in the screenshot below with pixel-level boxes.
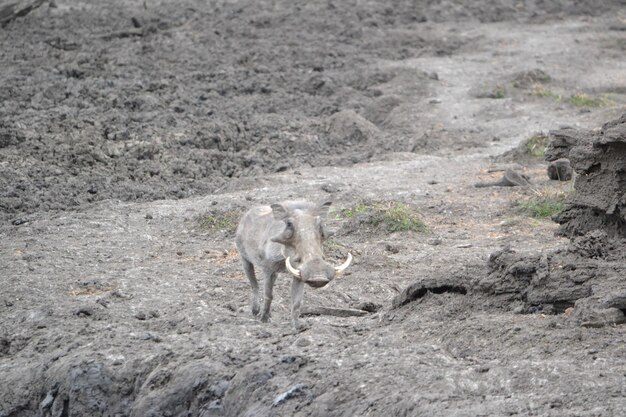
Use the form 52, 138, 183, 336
318, 201, 332, 219
271, 203, 289, 221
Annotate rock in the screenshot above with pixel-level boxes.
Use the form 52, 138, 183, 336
601, 286, 626, 310
572, 297, 626, 328
384, 243, 402, 253
39, 386, 57, 411
272, 383, 308, 407
547, 158, 572, 181
294, 337, 311, 347
354, 301, 382, 313
321, 183, 342, 193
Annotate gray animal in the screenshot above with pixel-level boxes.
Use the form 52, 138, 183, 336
474, 168, 531, 188
235, 201, 352, 330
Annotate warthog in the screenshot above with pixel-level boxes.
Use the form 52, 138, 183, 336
235, 201, 352, 330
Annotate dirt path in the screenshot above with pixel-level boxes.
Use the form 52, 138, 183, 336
1, 1, 626, 416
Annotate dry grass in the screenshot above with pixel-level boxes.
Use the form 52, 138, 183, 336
515, 186, 572, 218
69, 284, 114, 296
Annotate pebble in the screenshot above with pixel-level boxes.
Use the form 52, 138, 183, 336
295, 337, 311, 347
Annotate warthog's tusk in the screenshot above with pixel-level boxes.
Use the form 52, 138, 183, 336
334, 253, 352, 274
285, 257, 301, 278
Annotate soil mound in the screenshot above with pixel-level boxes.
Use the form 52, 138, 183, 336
548, 113, 626, 237
481, 113, 626, 327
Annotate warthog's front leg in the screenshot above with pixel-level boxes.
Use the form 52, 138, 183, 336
290, 277, 305, 330
241, 259, 259, 316
260, 269, 278, 322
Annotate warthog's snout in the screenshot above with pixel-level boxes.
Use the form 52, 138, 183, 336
285, 254, 352, 288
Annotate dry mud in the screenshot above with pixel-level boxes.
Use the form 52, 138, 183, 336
1, 1, 626, 416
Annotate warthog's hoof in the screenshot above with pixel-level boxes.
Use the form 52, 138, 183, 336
260, 312, 271, 323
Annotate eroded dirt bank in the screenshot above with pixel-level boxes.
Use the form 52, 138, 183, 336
1, 1, 626, 416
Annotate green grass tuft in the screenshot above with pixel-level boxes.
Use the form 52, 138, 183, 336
516, 189, 568, 218
338, 200, 427, 233
525, 133, 550, 158
378, 202, 427, 232
339, 201, 368, 219
491, 85, 506, 99
568, 93, 609, 107
531, 84, 561, 101
198, 211, 240, 231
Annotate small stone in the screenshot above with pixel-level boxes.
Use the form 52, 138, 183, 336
145, 213, 153, 219
355, 301, 382, 313
272, 383, 307, 407
547, 158, 572, 181
135, 312, 147, 320
476, 365, 490, 373
295, 337, 311, 347
75, 307, 93, 317
321, 183, 341, 193
385, 243, 400, 254
140, 332, 162, 342
39, 390, 55, 410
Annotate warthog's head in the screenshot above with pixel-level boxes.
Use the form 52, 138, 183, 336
270, 201, 352, 288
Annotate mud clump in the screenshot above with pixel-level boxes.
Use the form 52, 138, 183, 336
547, 113, 626, 237
482, 113, 626, 327
547, 158, 573, 181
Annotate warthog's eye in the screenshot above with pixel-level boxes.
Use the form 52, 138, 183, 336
283, 220, 294, 239
271, 219, 294, 244
316, 217, 326, 239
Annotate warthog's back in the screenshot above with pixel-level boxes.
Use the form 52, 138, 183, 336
235, 205, 280, 265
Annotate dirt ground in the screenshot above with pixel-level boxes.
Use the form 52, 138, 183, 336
1, 1, 626, 416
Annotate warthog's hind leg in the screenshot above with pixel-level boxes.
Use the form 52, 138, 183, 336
241, 259, 259, 316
